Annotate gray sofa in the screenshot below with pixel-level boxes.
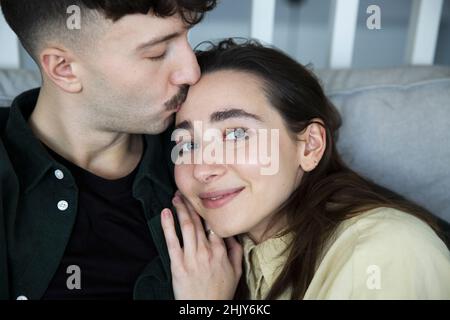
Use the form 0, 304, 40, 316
0, 69, 41, 107
1, 66, 450, 224
316, 66, 450, 224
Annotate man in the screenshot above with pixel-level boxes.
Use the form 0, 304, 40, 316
0, 0, 216, 300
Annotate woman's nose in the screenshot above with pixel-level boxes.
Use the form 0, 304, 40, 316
193, 163, 226, 184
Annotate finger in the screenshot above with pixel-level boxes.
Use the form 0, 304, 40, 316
172, 195, 197, 256
180, 194, 209, 247
208, 228, 226, 248
160, 208, 183, 266
225, 237, 243, 275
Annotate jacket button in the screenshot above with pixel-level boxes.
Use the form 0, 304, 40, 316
16, 295, 28, 300
57, 200, 69, 211
54, 169, 64, 180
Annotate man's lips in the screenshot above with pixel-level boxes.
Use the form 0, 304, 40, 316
199, 187, 245, 209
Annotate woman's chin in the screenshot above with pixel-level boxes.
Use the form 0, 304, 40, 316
210, 231, 235, 239
201, 208, 250, 238
207, 223, 246, 239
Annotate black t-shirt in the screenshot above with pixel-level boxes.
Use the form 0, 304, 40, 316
42, 144, 158, 300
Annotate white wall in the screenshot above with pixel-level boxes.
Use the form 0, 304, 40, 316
0, 10, 19, 69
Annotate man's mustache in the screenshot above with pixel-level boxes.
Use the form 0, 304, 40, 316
165, 85, 189, 111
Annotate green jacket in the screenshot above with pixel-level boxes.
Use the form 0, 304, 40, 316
0, 89, 176, 300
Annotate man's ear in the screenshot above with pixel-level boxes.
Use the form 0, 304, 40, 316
39, 47, 82, 93
297, 118, 327, 172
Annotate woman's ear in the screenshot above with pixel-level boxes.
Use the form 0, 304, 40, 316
39, 47, 82, 93
297, 119, 327, 172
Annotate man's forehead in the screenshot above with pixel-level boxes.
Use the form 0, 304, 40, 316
104, 12, 187, 42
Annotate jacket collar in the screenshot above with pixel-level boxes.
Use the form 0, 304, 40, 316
3, 88, 54, 193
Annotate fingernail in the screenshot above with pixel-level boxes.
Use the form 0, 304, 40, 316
162, 209, 170, 218
172, 196, 180, 204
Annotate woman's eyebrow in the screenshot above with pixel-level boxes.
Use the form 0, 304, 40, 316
175, 120, 192, 131
210, 108, 263, 123
174, 108, 263, 131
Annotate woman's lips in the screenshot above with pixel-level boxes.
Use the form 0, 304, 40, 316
199, 187, 245, 209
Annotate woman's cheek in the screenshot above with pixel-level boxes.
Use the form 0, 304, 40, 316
174, 165, 191, 195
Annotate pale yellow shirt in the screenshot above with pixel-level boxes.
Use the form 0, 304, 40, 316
241, 207, 450, 299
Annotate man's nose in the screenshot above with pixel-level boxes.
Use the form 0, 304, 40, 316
171, 44, 201, 86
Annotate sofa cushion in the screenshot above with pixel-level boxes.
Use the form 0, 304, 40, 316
316, 66, 450, 223
0, 69, 41, 107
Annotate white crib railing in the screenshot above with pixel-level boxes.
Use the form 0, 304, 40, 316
327, 0, 359, 69
251, 0, 445, 68
251, 0, 277, 45
405, 0, 444, 65
0, 0, 446, 69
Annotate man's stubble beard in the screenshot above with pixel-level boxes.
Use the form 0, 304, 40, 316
84, 75, 174, 135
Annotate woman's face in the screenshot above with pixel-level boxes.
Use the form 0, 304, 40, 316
173, 70, 305, 241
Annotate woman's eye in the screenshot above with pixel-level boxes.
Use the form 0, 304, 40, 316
224, 128, 249, 141
178, 141, 198, 156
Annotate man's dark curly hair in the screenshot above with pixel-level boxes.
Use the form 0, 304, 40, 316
1, 0, 217, 59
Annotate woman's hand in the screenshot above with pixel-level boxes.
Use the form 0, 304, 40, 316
161, 191, 243, 300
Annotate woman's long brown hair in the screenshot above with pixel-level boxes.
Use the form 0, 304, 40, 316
195, 39, 447, 300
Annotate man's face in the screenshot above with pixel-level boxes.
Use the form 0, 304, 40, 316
77, 13, 200, 134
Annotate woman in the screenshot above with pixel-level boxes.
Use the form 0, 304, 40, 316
161, 39, 450, 299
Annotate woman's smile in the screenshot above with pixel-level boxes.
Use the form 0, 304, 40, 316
199, 186, 245, 209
